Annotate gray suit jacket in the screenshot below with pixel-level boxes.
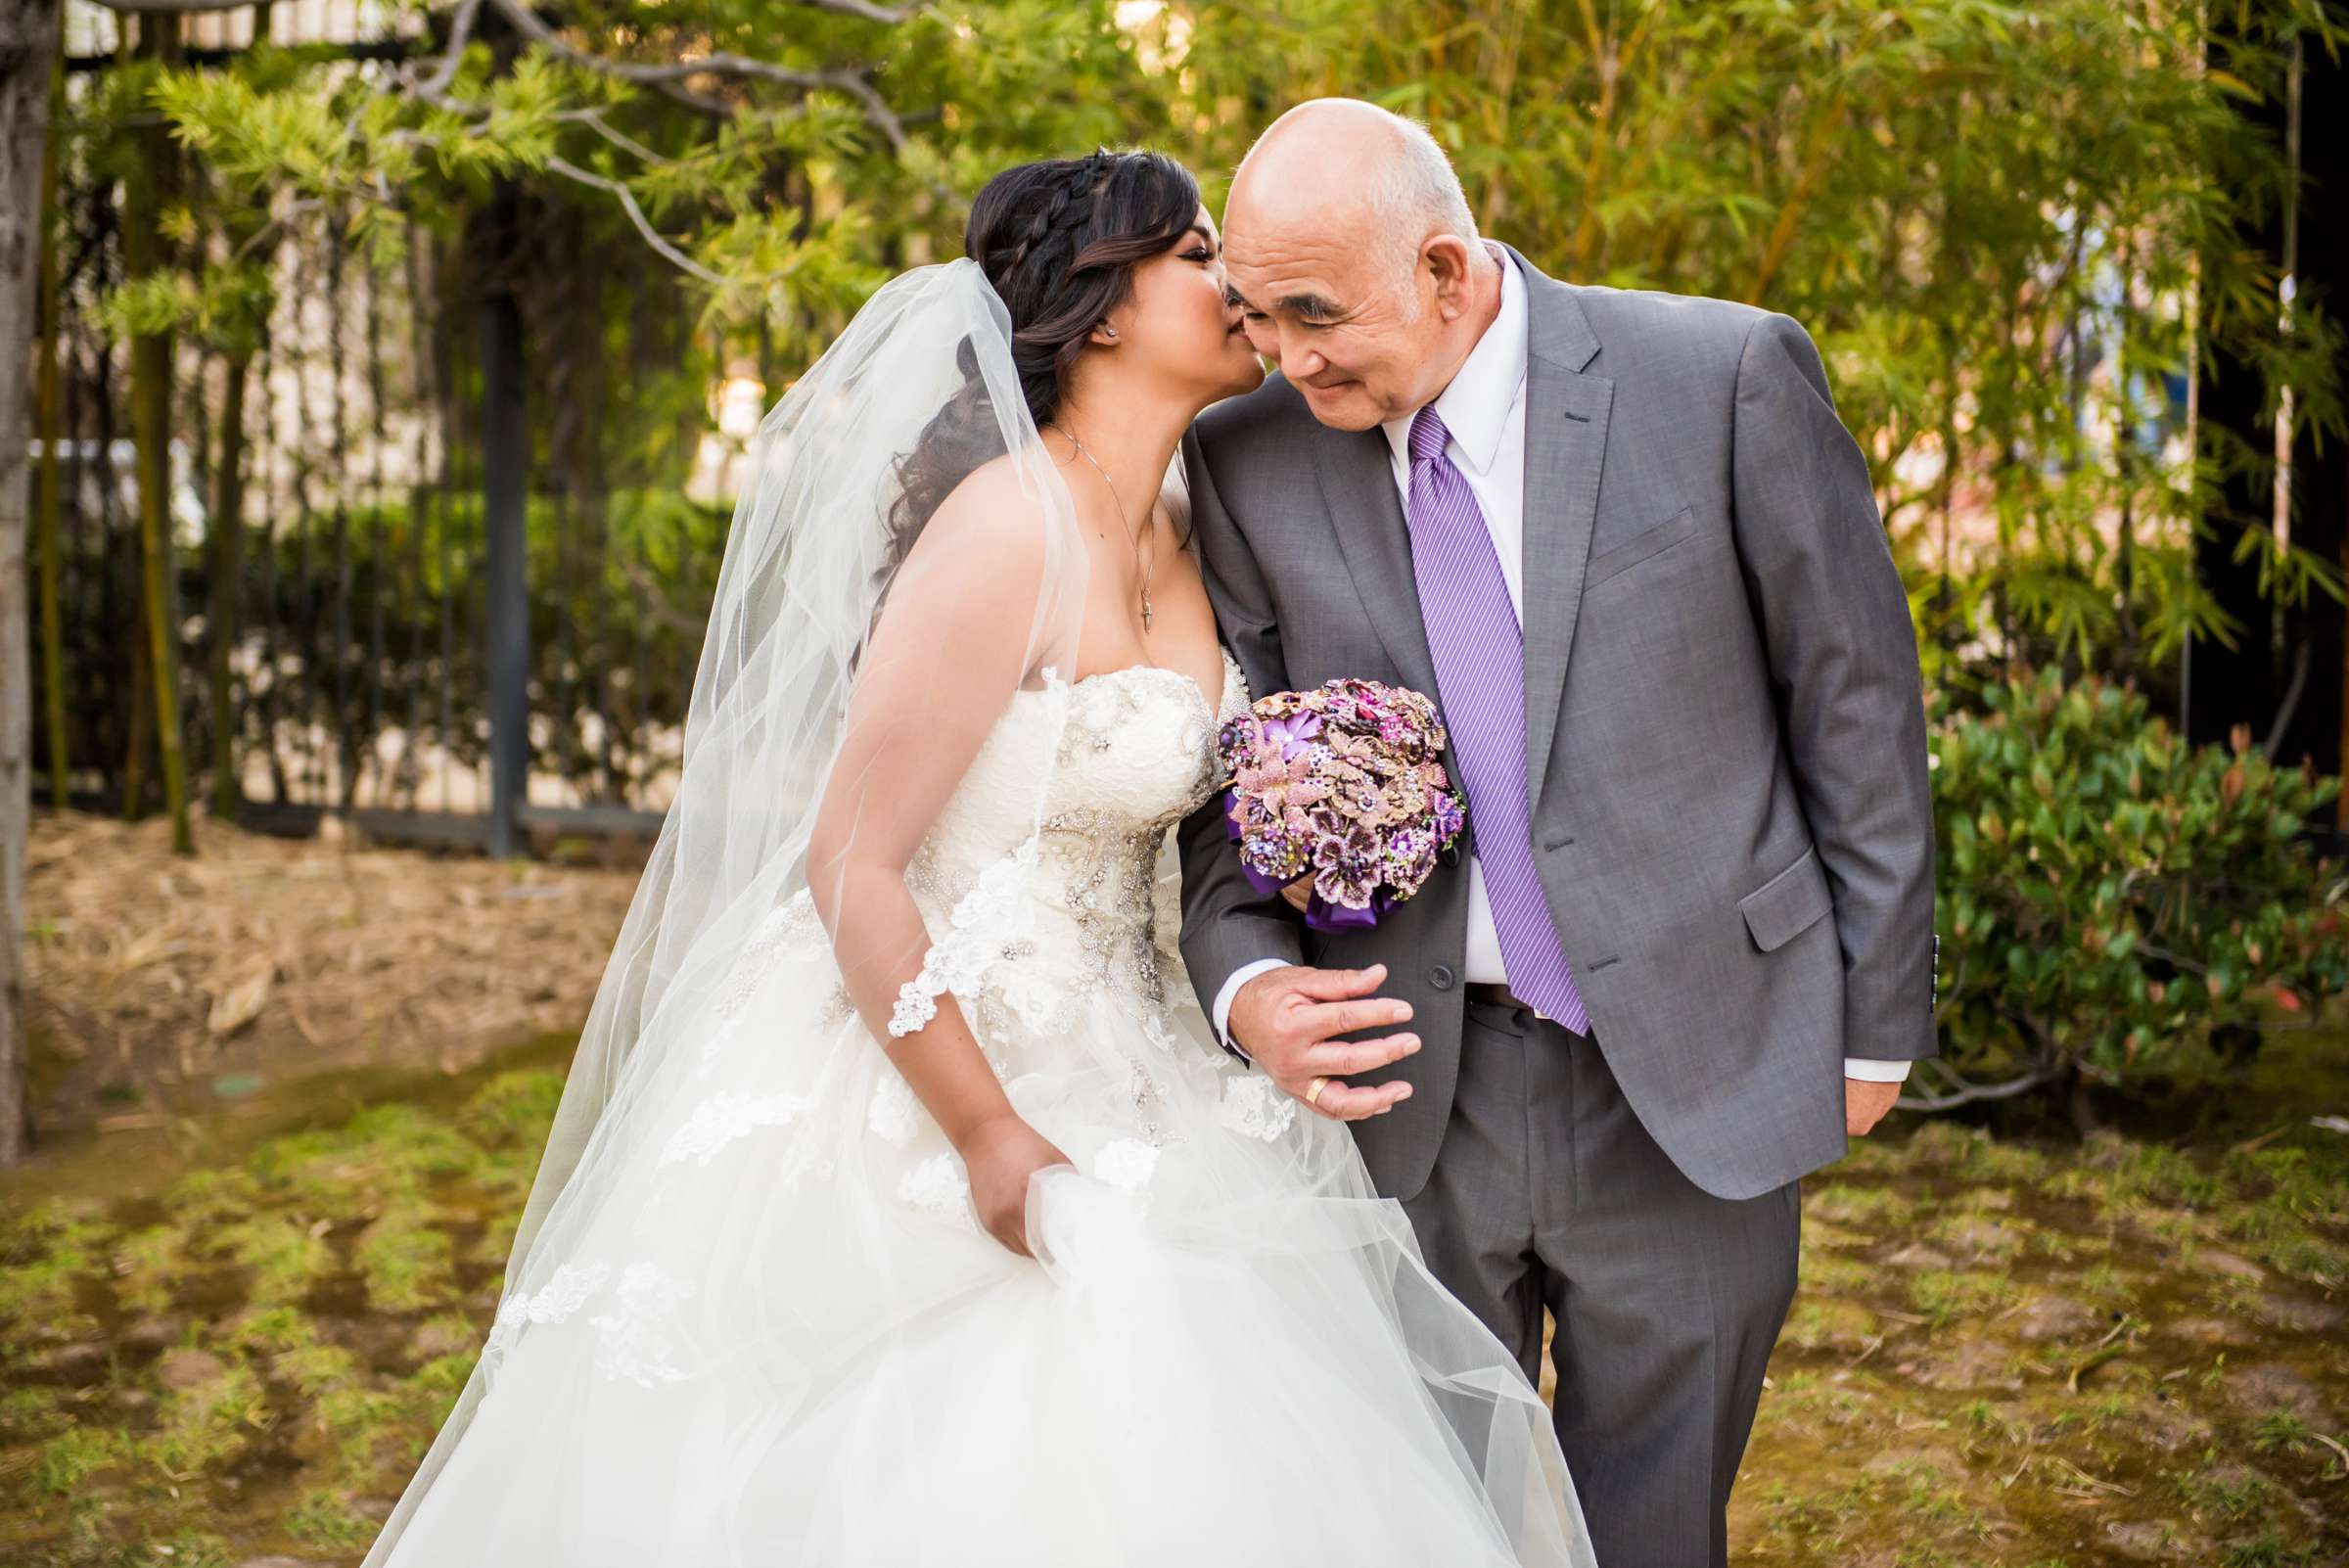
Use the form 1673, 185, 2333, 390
1175, 246, 1936, 1204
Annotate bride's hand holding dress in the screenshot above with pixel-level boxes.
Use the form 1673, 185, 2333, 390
958, 1113, 1073, 1256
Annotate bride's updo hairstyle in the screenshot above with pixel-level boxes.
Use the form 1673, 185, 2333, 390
888, 149, 1201, 564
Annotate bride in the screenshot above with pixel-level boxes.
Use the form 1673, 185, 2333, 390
364, 149, 1592, 1567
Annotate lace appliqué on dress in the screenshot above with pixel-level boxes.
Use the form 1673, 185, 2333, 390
887, 837, 1041, 1038
868, 1070, 919, 1145
1092, 1137, 1161, 1190
714, 894, 820, 1023
899, 1152, 974, 1226
484, 1260, 611, 1365
1215, 1075, 1299, 1142
483, 1255, 700, 1388
588, 1262, 697, 1388
660, 1090, 811, 1169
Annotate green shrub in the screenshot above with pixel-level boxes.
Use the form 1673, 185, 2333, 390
1923, 669, 2345, 1115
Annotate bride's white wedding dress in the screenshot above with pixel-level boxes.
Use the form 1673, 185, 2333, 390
376, 645, 1590, 1565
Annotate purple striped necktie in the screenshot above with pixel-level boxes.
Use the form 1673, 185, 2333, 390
1404, 402, 1590, 1036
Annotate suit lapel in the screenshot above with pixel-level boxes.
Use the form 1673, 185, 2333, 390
1311, 426, 1442, 705
1510, 246, 1610, 814
1302, 249, 1610, 817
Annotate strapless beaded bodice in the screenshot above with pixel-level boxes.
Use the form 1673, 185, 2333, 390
891, 647, 1251, 1040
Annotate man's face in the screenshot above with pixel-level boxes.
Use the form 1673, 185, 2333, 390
1221, 218, 1446, 432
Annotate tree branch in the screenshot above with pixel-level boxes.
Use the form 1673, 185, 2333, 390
542, 155, 732, 287
1897, 1061, 2063, 1112
88, 0, 909, 19
90, 0, 914, 149
229, 198, 320, 264
67, 39, 414, 71
415, 0, 485, 103
114, 0, 930, 291
559, 106, 671, 166
484, 0, 908, 150
796, 0, 915, 23
2263, 638, 2311, 761
81, 0, 255, 13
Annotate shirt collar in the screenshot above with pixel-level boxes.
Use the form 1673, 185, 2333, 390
1382, 242, 1528, 480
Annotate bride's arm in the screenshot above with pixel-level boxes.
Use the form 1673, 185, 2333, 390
806, 474, 1071, 1253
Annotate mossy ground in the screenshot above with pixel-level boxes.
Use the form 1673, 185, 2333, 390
1725, 1113, 2347, 1566
2, 1025, 2342, 1567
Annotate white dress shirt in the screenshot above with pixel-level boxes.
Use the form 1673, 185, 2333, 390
1208, 246, 1909, 1085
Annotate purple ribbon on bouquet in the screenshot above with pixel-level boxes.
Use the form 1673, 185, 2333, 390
1222, 789, 1393, 935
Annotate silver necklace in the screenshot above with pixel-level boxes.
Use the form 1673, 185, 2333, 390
1049, 421, 1155, 632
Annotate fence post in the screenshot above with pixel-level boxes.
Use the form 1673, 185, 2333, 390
481, 182, 529, 858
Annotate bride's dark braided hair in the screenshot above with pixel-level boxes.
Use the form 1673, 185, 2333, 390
887, 149, 1201, 565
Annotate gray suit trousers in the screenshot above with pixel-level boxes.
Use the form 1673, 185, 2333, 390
1405, 1000, 1800, 1568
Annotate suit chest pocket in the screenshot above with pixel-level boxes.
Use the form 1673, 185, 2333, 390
1583, 505, 1698, 591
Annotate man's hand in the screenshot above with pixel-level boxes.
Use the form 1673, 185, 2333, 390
1229, 962, 1420, 1121
1846, 1077, 1902, 1136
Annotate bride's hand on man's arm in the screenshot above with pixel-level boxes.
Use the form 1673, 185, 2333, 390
955, 1112, 1072, 1259
1229, 961, 1421, 1122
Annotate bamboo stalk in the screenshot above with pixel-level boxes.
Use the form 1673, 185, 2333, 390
251, 321, 290, 805
1745, 94, 1850, 307
1566, 0, 1618, 274
206, 347, 249, 819
123, 13, 193, 854
107, 328, 151, 817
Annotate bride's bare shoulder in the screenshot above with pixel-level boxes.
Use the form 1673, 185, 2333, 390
909, 449, 1063, 562
890, 450, 1066, 616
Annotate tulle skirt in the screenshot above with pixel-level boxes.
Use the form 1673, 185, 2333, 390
370, 897, 1592, 1566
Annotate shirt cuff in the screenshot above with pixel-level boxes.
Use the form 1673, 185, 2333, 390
1843, 1057, 1914, 1084
1211, 958, 1291, 1065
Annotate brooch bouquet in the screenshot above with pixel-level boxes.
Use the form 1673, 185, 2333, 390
1216, 678, 1465, 933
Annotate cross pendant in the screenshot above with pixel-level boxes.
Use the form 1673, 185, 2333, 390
1141, 594, 1154, 632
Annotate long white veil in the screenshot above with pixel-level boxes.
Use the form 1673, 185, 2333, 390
362, 256, 1088, 1562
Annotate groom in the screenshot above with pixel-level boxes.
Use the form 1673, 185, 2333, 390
1176, 100, 1936, 1567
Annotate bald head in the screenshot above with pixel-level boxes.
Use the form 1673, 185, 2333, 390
1221, 99, 1501, 433
1229, 99, 1478, 280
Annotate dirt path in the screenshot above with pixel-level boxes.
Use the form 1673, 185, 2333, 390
23, 811, 641, 1138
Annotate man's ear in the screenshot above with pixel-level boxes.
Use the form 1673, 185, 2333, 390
1422, 236, 1480, 321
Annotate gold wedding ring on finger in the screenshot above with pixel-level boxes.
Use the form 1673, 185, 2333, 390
1305, 1076, 1331, 1109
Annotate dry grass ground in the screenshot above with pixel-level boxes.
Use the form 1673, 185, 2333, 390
0, 816, 2341, 1566
21, 810, 640, 1136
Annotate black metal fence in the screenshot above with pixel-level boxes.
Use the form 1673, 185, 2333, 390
40, 165, 735, 856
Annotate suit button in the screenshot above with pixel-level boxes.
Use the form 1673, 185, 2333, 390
1429, 964, 1456, 991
